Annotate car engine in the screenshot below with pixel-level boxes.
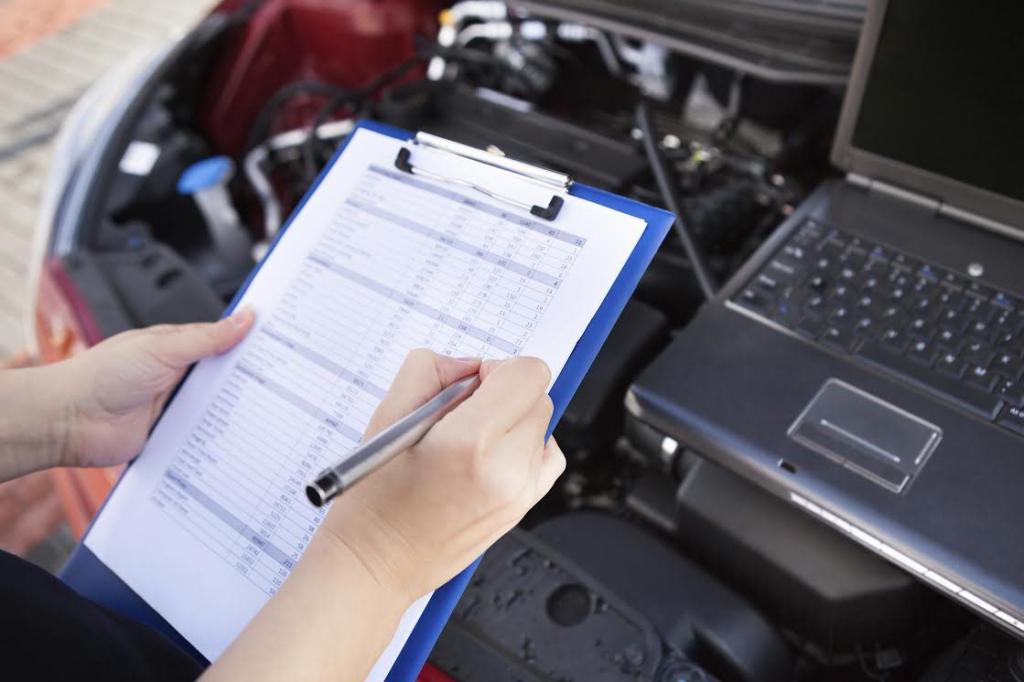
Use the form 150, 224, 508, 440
45, 0, 1024, 679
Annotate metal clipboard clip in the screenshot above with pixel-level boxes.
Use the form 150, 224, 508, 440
394, 132, 571, 221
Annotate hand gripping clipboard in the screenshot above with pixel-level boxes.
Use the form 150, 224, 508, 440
60, 119, 674, 680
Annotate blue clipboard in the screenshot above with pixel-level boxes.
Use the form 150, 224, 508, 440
60, 119, 674, 680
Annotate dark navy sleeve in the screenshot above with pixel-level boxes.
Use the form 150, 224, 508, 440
0, 550, 203, 681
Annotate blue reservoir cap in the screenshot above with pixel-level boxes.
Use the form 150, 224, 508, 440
177, 156, 234, 195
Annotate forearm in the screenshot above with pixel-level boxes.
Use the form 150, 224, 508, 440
202, 532, 412, 682
0, 364, 71, 482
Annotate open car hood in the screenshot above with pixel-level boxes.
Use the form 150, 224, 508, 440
513, 0, 865, 84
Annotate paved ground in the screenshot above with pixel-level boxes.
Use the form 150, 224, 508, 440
0, 0, 216, 568
0, 0, 216, 357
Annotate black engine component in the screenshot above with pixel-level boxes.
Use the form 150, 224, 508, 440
431, 527, 674, 681
535, 513, 792, 682
390, 83, 650, 192
681, 178, 765, 254
433, 512, 792, 682
555, 300, 670, 456
60, 244, 224, 338
99, 85, 253, 299
921, 625, 1024, 682
673, 457, 928, 660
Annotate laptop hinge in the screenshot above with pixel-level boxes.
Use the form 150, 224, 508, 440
847, 173, 1023, 241
846, 173, 941, 212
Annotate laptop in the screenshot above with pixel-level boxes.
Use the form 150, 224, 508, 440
626, 0, 1024, 638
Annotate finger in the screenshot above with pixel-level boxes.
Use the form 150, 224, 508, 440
452, 356, 550, 436
531, 438, 566, 502
146, 308, 255, 370
478, 358, 505, 380
365, 350, 481, 438
500, 396, 554, 488
503, 395, 553, 461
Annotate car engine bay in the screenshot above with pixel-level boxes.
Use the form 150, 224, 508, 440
46, 0, 1024, 679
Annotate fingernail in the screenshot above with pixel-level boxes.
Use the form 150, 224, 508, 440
227, 308, 253, 327
480, 358, 503, 372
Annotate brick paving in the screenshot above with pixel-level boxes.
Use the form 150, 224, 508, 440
0, 0, 108, 58
0, 0, 216, 357
0, 0, 217, 567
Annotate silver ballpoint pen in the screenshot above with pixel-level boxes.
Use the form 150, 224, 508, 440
305, 374, 481, 507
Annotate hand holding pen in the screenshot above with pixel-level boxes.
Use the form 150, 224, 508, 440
313, 350, 564, 602
208, 350, 565, 682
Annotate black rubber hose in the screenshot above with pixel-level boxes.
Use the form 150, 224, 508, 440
635, 101, 717, 301
244, 80, 349, 152
300, 46, 538, 181
301, 52, 433, 181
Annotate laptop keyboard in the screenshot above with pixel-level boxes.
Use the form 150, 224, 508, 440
733, 219, 1024, 438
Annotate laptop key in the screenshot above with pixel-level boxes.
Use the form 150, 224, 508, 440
936, 351, 967, 378
961, 339, 994, 364
822, 325, 858, 354
997, 380, 1024, 406
860, 275, 881, 291
940, 270, 965, 291
966, 318, 997, 343
965, 298, 994, 320
782, 243, 807, 260
807, 274, 828, 292
996, 404, 1024, 436
880, 326, 910, 352
842, 248, 867, 271
936, 288, 964, 310
738, 287, 772, 314
908, 295, 936, 315
856, 342, 1002, 419
965, 364, 999, 392
965, 281, 995, 301
855, 293, 877, 310
992, 291, 1016, 311
828, 305, 852, 325
803, 295, 826, 317
853, 316, 878, 339
990, 351, 1023, 380
879, 304, 903, 320
994, 329, 1018, 348
907, 316, 932, 338
891, 253, 919, 272
796, 316, 826, 340
768, 259, 800, 279
936, 307, 969, 331
772, 300, 798, 328
907, 338, 938, 366
935, 326, 961, 349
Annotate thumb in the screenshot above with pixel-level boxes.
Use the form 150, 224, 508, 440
365, 350, 480, 438
146, 308, 255, 370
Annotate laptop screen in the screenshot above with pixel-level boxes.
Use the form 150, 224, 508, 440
850, 1, 1024, 203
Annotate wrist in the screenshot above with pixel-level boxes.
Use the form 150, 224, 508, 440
0, 363, 75, 479
35, 362, 78, 469
311, 521, 416, 616
204, 526, 414, 682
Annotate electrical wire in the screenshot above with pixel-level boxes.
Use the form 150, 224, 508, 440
635, 100, 717, 301
244, 80, 350, 152
300, 52, 432, 181
298, 45, 537, 181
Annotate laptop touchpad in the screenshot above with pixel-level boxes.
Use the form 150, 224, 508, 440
788, 379, 942, 493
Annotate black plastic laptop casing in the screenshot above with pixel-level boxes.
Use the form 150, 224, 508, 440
627, 179, 1024, 634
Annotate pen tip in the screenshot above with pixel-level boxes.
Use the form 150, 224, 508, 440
305, 485, 325, 507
